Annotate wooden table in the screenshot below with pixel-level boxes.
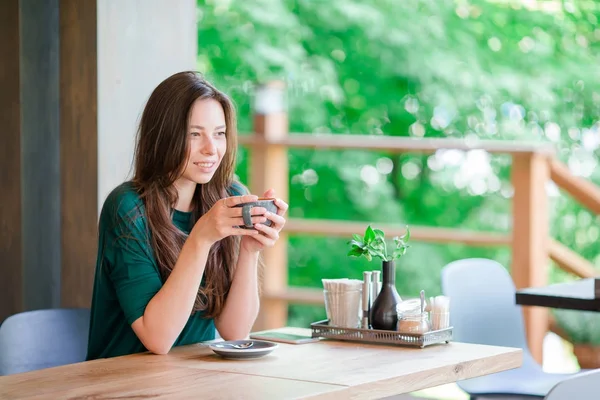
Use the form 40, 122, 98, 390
516, 278, 600, 312
0, 328, 522, 400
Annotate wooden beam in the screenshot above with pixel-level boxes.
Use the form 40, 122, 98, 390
285, 219, 511, 246
60, 0, 98, 308
251, 82, 289, 330
549, 239, 597, 279
0, 0, 22, 322
238, 134, 555, 155
511, 153, 550, 364
549, 158, 600, 215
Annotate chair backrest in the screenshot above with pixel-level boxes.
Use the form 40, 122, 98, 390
545, 369, 600, 400
0, 308, 90, 375
441, 258, 535, 360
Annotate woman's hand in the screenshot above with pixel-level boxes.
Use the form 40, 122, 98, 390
240, 189, 289, 253
190, 194, 267, 246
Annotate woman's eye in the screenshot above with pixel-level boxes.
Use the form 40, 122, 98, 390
216, 131, 226, 136
190, 132, 200, 137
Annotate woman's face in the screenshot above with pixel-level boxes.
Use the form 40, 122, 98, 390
179, 98, 228, 185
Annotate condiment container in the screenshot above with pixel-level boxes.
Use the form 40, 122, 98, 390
396, 299, 431, 334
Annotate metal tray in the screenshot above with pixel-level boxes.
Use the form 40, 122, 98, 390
310, 319, 452, 348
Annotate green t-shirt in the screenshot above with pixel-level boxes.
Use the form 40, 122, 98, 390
86, 181, 243, 360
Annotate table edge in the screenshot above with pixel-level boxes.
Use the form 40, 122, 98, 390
297, 347, 523, 399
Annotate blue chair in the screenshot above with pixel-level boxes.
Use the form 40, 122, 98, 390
441, 258, 577, 399
0, 308, 90, 375
545, 368, 600, 400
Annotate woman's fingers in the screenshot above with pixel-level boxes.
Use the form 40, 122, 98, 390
211, 194, 286, 242
264, 211, 285, 228
274, 198, 289, 216
231, 216, 267, 227
223, 195, 259, 208
227, 206, 266, 218
248, 230, 274, 247
254, 223, 279, 242
227, 227, 261, 236
262, 188, 276, 199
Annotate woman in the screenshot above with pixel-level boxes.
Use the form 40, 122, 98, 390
86, 71, 288, 359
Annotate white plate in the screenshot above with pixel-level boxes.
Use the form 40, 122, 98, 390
209, 340, 278, 360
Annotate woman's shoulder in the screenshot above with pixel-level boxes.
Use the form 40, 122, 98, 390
99, 182, 146, 228
102, 182, 143, 213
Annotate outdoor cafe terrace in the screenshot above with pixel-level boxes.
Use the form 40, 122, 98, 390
2, 1, 600, 398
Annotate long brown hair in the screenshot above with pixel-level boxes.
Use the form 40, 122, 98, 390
132, 71, 239, 318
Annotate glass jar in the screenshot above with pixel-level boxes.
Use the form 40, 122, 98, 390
396, 299, 431, 334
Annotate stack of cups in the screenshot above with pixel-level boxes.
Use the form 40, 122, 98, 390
322, 278, 363, 328
429, 295, 450, 330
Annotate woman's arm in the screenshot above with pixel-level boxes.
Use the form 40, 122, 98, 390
130, 194, 261, 354
215, 192, 288, 339
214, 248, 261, 340
131, 236, 211, 354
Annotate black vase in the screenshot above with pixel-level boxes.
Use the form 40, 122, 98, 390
370, 260, 402, 331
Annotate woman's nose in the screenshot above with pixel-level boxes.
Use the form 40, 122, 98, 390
201, 137, 217, 155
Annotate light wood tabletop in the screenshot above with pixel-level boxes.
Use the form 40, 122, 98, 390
0, 328, 522, 400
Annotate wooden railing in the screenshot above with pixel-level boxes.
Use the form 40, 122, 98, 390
242, 82, 600, 364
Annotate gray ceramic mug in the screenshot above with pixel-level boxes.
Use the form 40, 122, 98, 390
234, 198, 278, 229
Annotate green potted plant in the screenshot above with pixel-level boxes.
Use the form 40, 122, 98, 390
553, 309, 600, 369
347, 225, 410, 330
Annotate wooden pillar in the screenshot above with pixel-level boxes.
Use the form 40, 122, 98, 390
0, 0, 23, 322
1, 0, 196, 318
511, 152, 549, 364
21, 0, 61, 311
250, 81, 289, 330
59, 0, 98, 308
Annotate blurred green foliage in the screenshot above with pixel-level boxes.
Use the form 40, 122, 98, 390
197, 0, 600, 329
554, 309, 600, 345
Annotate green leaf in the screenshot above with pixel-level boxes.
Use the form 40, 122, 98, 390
364, 252, 372, 261
347, 247, 364, 257
404, 226, 411, 242
349, 239, 365, 248
392, 242, 410, 259
352, 234, 363, 242
371, 250, 387, 260
374, 229, 385, 239
399, 226, 411, 242
370, 239, 385, 250
364, 225, 376, 244
392, 247, 407, 259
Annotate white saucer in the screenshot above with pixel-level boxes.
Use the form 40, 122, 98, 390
209, 340, 278, 360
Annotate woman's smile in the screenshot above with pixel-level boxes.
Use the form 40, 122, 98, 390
193, 161, 217, 173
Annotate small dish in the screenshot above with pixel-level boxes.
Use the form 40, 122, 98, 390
209, 340, 278, 360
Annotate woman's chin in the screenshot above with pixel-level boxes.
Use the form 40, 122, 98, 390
191, 172, 217, 185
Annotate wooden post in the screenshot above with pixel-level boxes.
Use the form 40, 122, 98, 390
511, 152, 549, 364
60, 0, 98, 308
0, 0, 23, 322
250, 81, 289, 330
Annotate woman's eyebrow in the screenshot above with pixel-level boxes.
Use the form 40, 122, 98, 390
189, 124, 226, 130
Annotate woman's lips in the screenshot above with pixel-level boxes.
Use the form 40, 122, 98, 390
193, 161, 216, 172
